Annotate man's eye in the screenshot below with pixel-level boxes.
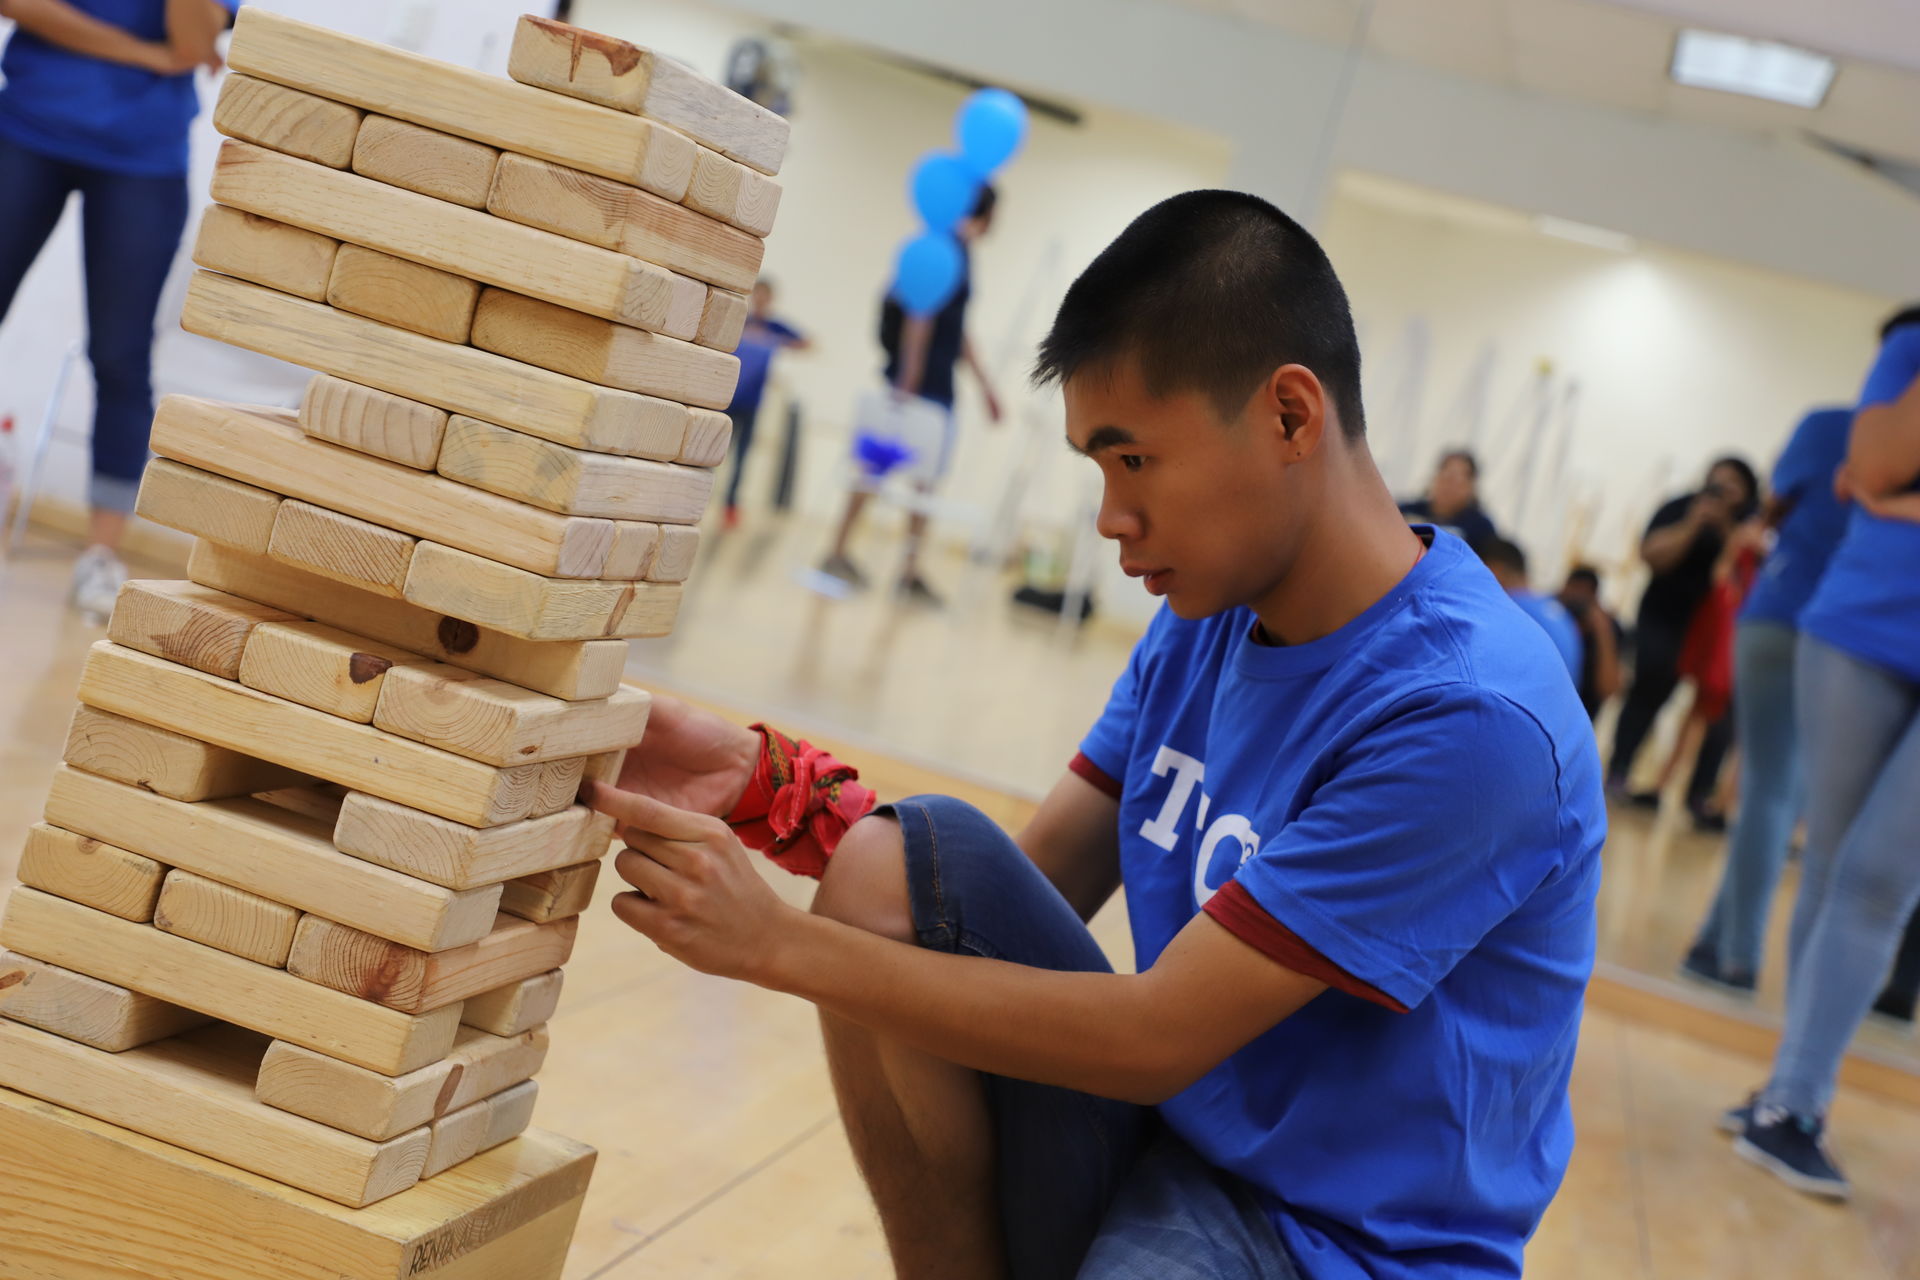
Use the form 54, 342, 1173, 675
1119, 455, 1144, 473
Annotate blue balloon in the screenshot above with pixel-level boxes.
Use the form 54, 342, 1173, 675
909, 152, 979, 232
891, 231, 964, 316
956, 88, 1027, 177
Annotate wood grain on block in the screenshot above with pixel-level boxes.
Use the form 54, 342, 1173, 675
682, 147, 742, 224
603, 521, 660, 580
289, 913, 579, 1014
435, 416, 714, 524
15, 823, 165, 922
422, 1079, 538, 1179
63, 704, 310, 802
485, 152, 764, 292
256, 1024, 548, 1142
229, 7, 694, 197
152, 395, 618, 580
154, 869, 300, 968
211, 73, 362, 168
106, 576, 295, 681
213, 140, 703, 339
678, 408, 733, 468
334, 793, 614, 890
269, 499, 418, 598
44, 766, 502, 953
135, 457, 283, 554
0, 951, 208, 1052
0, 888, 461, 1075
181, 271, 689, 460
650, 525, 701, 583
583, 748, 626, 786
188, 541, 628, 702
695, 286, 749, 353
732, 165, 781, 237
372, 666, 650, 767
0, 1020, 428, 1207
191, 203, 338, 301
499, 862, 599, 924
459, 969, 563, 1038
239, 619, 424, 722
252, 784, 348, 826
76, 641, 545, 829
327, 244, 481, 344
300, 374, 448, 470
352, 115, 498, 209
470, 288, 739, 409
404, 541, 683, 642
529, 757, 591, 818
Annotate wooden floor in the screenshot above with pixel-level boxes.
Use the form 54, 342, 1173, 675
3, 514, 1918, 1278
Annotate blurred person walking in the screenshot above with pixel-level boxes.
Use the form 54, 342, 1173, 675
719, 278, 809, 529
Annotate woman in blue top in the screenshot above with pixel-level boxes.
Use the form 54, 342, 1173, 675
1727, 306, 1920, 1201
0, 0, 233, 614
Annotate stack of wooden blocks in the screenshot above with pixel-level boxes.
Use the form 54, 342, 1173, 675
0, 12, 787, 1278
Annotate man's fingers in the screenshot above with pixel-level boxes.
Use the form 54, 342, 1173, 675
582, 779, 718, 841
610, 889, 664, 936
615, 845, 682, 895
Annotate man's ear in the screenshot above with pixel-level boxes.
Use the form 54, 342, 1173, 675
1266, 365, 1328, 458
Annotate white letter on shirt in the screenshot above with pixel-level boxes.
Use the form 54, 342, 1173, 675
1193, 813, 1260, 907
1139, 746, 1205, 851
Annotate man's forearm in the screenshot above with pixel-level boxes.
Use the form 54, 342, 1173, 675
1640, 521, 1699, 574
3, 0, 161, 67
1847, 395, 1920, 499
164, 0, 224, 66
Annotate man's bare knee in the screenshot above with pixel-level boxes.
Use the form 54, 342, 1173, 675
814, 815, 915, 943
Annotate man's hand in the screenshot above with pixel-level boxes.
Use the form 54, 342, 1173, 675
1688, 489, 1733, 531
614, 693, 759, 819
1859, 488, 1920, 523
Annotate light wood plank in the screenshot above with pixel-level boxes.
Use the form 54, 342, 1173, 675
188, 541, 629, 702
191, 203, 338, 301
333, 792, 614, 890
239, 619, 424, 722
268, 498, 417, 598
288, 913, 579, 1014
352, 114, 497, 210
584, 748, 627, 786
17, 822, 165, 923
181, 270, 689, 460
459, 970, 563, 1038
327, 243, 481, 344
604, 520, 661, 580
499, 862, 600, 924
299, 373, 448, 470
404, 541, 683, 642
44, 766, 502, 953
0, 889, 461, 1076
471, 288, 739, 408
0, 951, 208, 1053
422, 1079, 539, 1179
679, 407, 734, 468
435, 415, 714, 523
106, 576, 296, 680
371, 665, 650, 767
135, 456, 285, 553
696, 285, 750, 353
733, 163, 782, 237
154, 869, 301, 967
684, 146, 743, 225
530, 756, 594, 818
650, 525, 702, 583
252, 783, 348, 826
211, 73, 363, 168
63, 704, 311, 802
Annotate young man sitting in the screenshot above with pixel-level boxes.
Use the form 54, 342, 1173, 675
586, 190, 1606, 1280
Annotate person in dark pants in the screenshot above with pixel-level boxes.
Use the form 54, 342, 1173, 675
719, 278, 808, 529
1398, 448, 1498, 551
1606, 456, 1758, 814
0, 0, 232, 614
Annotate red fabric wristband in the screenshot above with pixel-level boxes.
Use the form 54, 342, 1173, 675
725, 724, 876, 879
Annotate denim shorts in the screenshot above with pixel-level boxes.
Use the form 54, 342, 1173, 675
878, 795, 1302, 1280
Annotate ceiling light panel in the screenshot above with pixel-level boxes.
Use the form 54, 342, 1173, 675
1670, 29, 1837, 108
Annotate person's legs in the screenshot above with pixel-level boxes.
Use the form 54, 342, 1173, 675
1685, 710, 1734, 820
899, 406, 956, 597
821, 487, 874, 584
1608, 623, 1682, 787
812, 797, 1151, 1280
722, 404, 759, 514
0, 136, 78, 323
1077, 1131, 1300, 1280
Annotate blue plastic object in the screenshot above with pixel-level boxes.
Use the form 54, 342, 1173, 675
956, 88, 1028, 177
890, 231, 965, 316
909, 151, 980, 232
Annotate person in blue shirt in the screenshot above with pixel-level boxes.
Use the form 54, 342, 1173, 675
719, 278, 808, 529
1399, 448, 1498, 551
1724, 306, 1920, 1201
581, 190, 1606, 1280
1477, 535, 1582, 681
0, 0, 234, 616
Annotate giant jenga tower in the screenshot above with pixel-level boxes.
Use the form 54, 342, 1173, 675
0, 12, 786, 1277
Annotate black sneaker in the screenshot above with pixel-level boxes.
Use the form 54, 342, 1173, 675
898, 574, 944, 607
1678, 945, 1756, 997
1718, 1092, 1759, 1135
1691, 807, 1729, 834
1735, 1104, 1850, 1200
1627, 790, 1662, 810
818, 553, 870, 589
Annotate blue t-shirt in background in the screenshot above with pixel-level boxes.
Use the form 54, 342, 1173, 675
1802, 326, 1920, 683
1742, 407, 1852, 628
1510, 590, 1582, 682
0, 0, 236, 176
1080, 530, 1605, 1280
727, 315, 801, 413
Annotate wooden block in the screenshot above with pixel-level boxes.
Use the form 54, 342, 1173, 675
683, 147, 743, 224
106, 576, 296, 680
0, 889, 461, 1075
499, 862, 599, 924
372, 666, 649, 767
459, 970, 563, 1038
604, 520, 661, 580
152, 395, 617, 580
269, 499, 417, 598
353, 114, 498, 209
239, 619, 423, 722
405, 541, 683, 642
212, 73, 363, 168
63, 704, 311, 802
327, 243, 481, 344
470, 288, 739, 409
191, 203, 339, 301
423, 1079, 538, 1179
256, 1025, 548, 1142
17, 822, 165, 923
584, 747, 627, 786
0, 1085, 595, 1280
154, 869, 300, 967
530, 757, 591, 818
189, 541, 628, 702
650, 525, 702, 583
695, 285, 749, 352
679, 407, 734, 467
252, 784, 348, 826
733, 164, 782, 238
135, 457, 283, 553
485, 152, 764, 291
45, 766, 502, 953
300, 374, 448, 470
230, 7, 694, 197
214, 140, 703, 339
77, 641, 544, 829
182, 271, 689, 460
435, 415, 715, 523
0, 951, 207, 1054
289, 913, 579, 1014
333, 793, 614, 890
0, 1020, 428, 1207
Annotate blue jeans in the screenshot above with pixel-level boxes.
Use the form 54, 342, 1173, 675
1692, 621, 1802, 978
0, 132, 189, 512
1762, 636, 1920, 1117
883, 795, 1301, 1280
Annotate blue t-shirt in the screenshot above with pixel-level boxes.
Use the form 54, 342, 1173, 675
727, 315, 801, 413
1511, 590, 1582, 682
1080, 530, 1604, 1280
1742, 408, 1852, 628
1802, 327, 1920, 683
0, 0, 235, 176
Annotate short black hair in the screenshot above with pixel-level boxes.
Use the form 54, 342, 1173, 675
1707, 455, 1759, 514
1032, 190, 1365, 439
1565, 564, 1600, 591
971, 183, 998, 221
1881, 304, 1920, 341
1477, 536, 1527, 577
1438, 448, 1479, 479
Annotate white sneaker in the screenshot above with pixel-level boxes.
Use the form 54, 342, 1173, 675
70, 545, 127, 619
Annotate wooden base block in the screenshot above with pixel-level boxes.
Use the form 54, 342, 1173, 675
155, 869, 302, 968
0, 951, 209, 1052
212, 73, 362, 168
192, 204, 339, 301
372, 662, 650, 766
352, 115, 499, 210
405, 541, 683, 642
422, 1079, 538, 1179
459, 970, 563, 1038
136, 456, 286, 553
300, 373, 449, 470
333, 792, 614, 890
499, 861, 600, 924
65, 704, 313, 802
108, 576, 297, 680
17, 821, 167, 922
470, 287, 739, 408
288, 913, 578, 1014
436, 414, 713, 524
328, 243, 482, 345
